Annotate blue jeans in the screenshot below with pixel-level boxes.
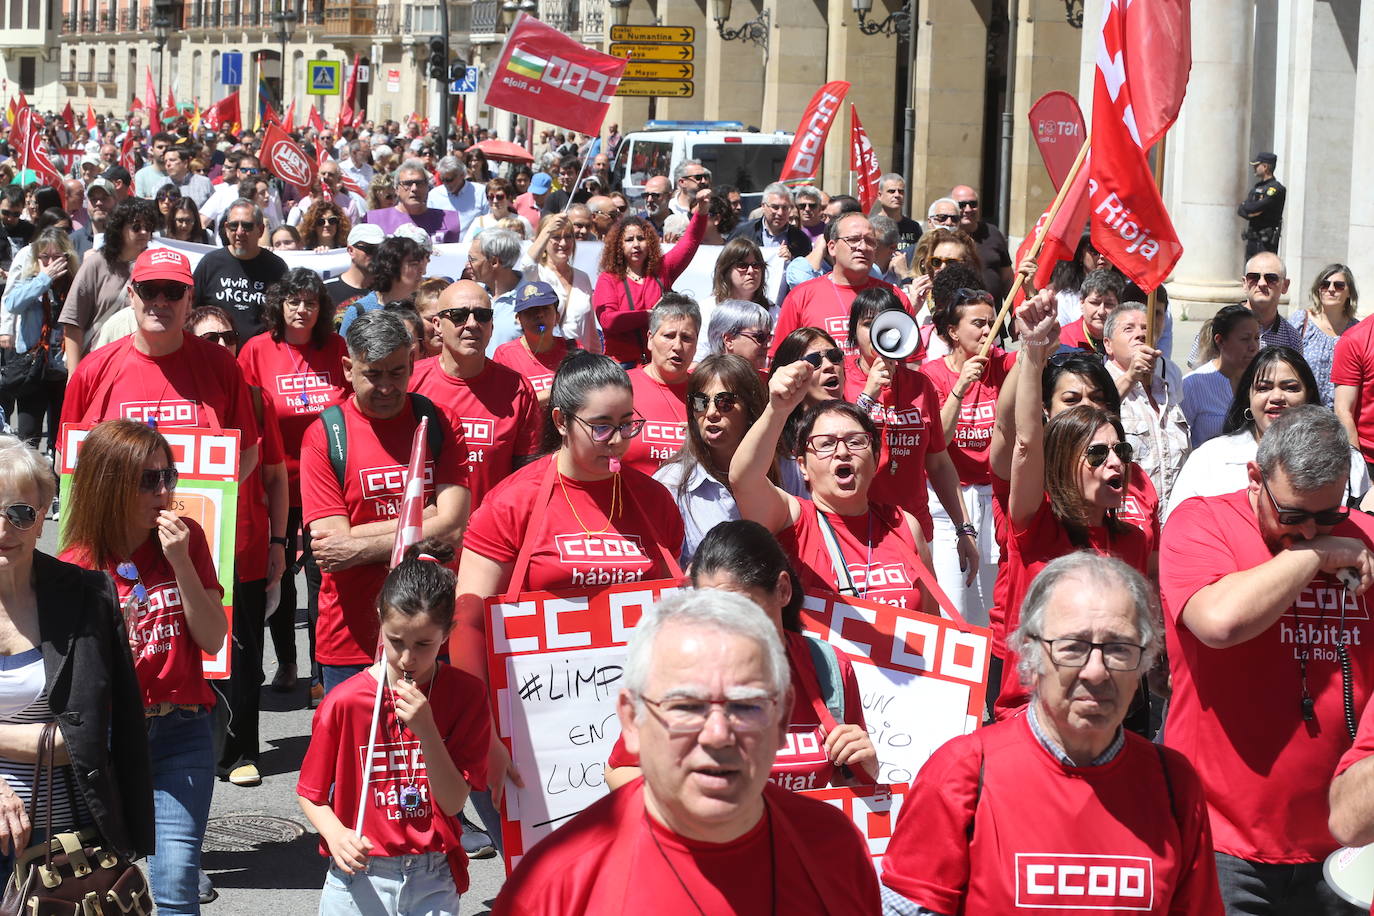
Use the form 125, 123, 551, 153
318, 851, 459, 915
147, 707, 215, 915
322, 664, 369, 695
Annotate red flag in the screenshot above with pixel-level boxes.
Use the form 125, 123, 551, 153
284, 100, 296, 132
849, 105, 881, 213
389, 418, 430, 568
12, 107, 67, 205
777, 81, 850, 185
483, 14, 626, 136
1028, 91, 1086, 190
260, 122, 317, 195
162, 87, 178, 123
119, 130, 137, 174
1014, 165, 1091, 298
130, 95, 143, 113
307, 105, 325, 133
1126, 0, 1191, 150
338, 172, 365, 199
203, 91, 241, 133
338, 54, 360, 134
85, 103, 97, 133
60, 102, 75, 132
1088, 0, 1188, 292
145, 67, 159, 122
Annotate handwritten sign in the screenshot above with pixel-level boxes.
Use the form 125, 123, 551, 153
59, 423, 239, 677
799, 782, 909, 874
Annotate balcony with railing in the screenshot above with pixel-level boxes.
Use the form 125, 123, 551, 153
470, 0, 498, 37
61, 12, 75, 31
60, 67, 77, 80
323, 0, 376, 36
97, 70, 115, 83
579, 0, 603, 39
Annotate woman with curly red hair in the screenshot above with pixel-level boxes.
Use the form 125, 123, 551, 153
298, 199, 351, 252
592, 187, 710, 367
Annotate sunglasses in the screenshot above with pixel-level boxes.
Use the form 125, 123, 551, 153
956, 199, 979, 209
397, 178, 428, 188
733, 261, 764, 272
1083, 442, 1134, 467
689, 392, 740, 414
238, 167, 260, 175
115, 561, 149, 609
796, 202, 820, 211
198, 330, 238, 346
1244, 272, 1282, 286
572, 415, 646, 443
139, 467, 179, 493
224, 220, 256, 233
929, 256, 966, 271
803, 348, 844, 368
1321, 280, 1349, 292
929, 213, 958, 225
683, 174, 710, 184
134, 281, 189, 302
1, 504, 38, 530
642, 192, 663, 200
955, 287, 995, 306
1261, 476, 1350, 527
437, 306, 494, 325
316, 216, 340, 226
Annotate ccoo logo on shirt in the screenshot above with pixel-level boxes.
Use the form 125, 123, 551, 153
554, 533, 646, 563
461, 417, 495, 448
643, 421, 687, 447
1015, 854, 1154, 910
359, 463, 435, 499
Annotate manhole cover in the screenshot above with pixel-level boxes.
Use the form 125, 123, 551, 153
202, 814, 306, 852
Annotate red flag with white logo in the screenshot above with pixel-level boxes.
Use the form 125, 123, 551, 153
1087, 0, 1189, 292
119, 130, 137, 174
849, 105, 881, 213
12, 106, 67, 204
60, 102, 75, 132
483, 13, 627, 136
777, 81, 850, 185
259, 122, 317, 195
1028, 91, 1086, 190
202, 91, 241, 134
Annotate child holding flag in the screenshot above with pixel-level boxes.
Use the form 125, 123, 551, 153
296, 539, 490, 915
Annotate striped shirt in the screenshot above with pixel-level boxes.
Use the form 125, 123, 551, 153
0, 649, 89, 835
1182, 361, 1237, 447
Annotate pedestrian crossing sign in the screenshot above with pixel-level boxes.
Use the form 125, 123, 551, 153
307, 61, 342, 96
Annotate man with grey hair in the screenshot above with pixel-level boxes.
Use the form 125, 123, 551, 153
794, 184, 827, 242
1161, 404, 1374, 913
426, 155, 487, 235
467, 229, 524, 356
926, 196, 959, 231
1102, 302, 1188, 503
192, 198, 287, 342
728, 181, 811, 261
869, 214, 903, 285
493, 589, 880, 913
669, 158, 711, 217
367, 158, 462, 242
639, 174, 672, 232
342, 136, 375, 188
873, 173, 923, 248
299, 309, 470, 694
881, 553, 1221, 914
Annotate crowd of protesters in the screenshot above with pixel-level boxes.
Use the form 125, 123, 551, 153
2, 104, 1374, 915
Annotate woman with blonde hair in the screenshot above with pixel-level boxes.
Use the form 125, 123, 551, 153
366, 175, 398, 211
523, 212, 600, 351
1291, 263, 1359, 407
2, 227, 77, 446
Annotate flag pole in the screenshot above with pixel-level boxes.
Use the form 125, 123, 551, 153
1145, 132, 1168, 348
979, 138, 1090, 360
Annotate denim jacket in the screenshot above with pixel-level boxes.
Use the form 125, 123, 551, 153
2, 272, 66, 365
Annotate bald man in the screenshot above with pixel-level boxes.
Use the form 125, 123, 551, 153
951, 184, 1013, 300
586, 194, 617, 239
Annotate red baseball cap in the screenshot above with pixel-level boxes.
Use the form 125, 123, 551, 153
131, 247, 194, 285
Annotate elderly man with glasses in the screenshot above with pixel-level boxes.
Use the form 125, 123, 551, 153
426, 156, 488, 237
882, 552, 1222, 915
494, 589, 880, 915
728, 181, 812, 263
669, 159, 711, 218
192, 199, 288, 342
950, 184, 1013, 301
367, 158, 463, 243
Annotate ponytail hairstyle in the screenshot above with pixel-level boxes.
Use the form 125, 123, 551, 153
376, 537, 458, 632
540, 350, 633, 454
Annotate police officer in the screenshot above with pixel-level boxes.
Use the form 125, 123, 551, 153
1237, 151, 1285, 258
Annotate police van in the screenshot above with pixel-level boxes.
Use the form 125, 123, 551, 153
611, 121, 794, 213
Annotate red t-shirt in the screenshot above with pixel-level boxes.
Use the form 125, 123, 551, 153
780, 499, 930, 612
770, 274, 914, 360
881, 715, 1223, 915
1332, 317, 1374, 461
237, 333, 351, 499
992, 500, 1149, 718
990, 465, 1159, 566
492, 338, 570, 398
842, 357, 946, 541
621, 366, 688, 476
235, 393, 285, 583
61, 334, 259, 442
296, 664, 490, 891
606, 631, 867, 792
1160, 490, 1374, 863
492, 779, 880, 915
919, 351, 1016, 488
1058, 318, 1101, 353
298, 397, 469, 665
408, 356, 541, 505
60, 519, 222, 708
463, 455, 684, 593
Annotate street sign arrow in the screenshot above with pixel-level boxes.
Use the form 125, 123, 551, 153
609, 24, 695, 44
610, 42, 694, 62
616, 80, 695, 99
622, 61, 694, 80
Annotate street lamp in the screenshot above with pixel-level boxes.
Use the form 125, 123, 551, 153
607, 0, 630, 27
274, 2, 297, 112
1064, 0, 1083, 27
711, 0, 769, 49
153, 0, 174, 114
501, 0, 520, 29
850, 0, 909, 39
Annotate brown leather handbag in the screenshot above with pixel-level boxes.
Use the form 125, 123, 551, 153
0, 722, 152, 915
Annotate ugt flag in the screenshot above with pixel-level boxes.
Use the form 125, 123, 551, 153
1088, 0, 1190, 292
483, 13, 626, 136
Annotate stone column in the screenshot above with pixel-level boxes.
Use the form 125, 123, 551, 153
1348, 0, 1374, 312
760, 0, 828, 135
911, 0, 991, 212
702, 0, 768, 127
822, 0, 898, 196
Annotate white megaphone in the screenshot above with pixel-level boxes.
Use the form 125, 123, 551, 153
870, 309, 922, 361
1325, 845, 1374, 908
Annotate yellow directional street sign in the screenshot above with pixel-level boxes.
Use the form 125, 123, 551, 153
610, 42, 695, 62
616, 80, 695, 99
622, 61, 695, 80
609, 25, 696, 44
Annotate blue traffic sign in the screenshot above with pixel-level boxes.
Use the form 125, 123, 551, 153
307, 61, 342, 96
449, 67, 479, 95
221, 52, 243, 87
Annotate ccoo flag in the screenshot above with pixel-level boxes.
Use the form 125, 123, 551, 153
849, 105, 881, 213
1087, 0, 1190, 292
778, 81, 850, 186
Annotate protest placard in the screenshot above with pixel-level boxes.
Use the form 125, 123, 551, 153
58, 423, 239, 677
799, 782, 909, 874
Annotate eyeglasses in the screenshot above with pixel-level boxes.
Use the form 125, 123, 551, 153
1, 504, 38, 530
488, 193, 507, 202
133, 281, 189, 302
955, 287, 995, 306
571, 414, 646, 443
736, 330, 771, 347
198, 330, 238, 346
1038, 637, 1146, 671
806, 432, 873, 457
1244, 272, 1282, 286
640, 694, 778, 735
397, 178, 428, 188
1261, 476, 1350, 527
316, 216, 340, 227
837, 235, 877, 250
1083, 442, 1133, 467
224, 220, 256, 233
733, 261, 764, 273
929, 256, 967, 271
929, 213, 958, 225
285, 297, 320, 313
1321, 280, 1349, 292
956, 199, 979, 209
803, 348, 844, 368
689, 391, 740, 414
437, 306, 494, 325
139, 467, 179, 493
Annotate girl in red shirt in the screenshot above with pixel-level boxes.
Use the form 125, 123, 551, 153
297, 539, 488, 916
59, 419, 228, 915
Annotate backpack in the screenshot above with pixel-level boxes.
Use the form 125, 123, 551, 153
802, 632, 846, 724
318, 393, 444, 486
